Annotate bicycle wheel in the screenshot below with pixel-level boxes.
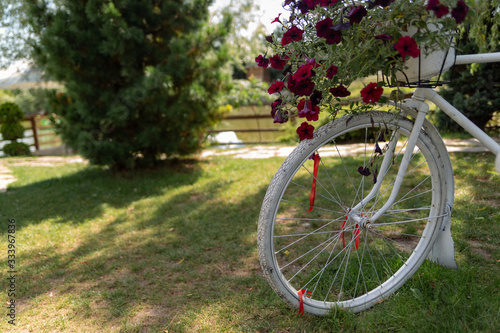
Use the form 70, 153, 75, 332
258, 111, 448, 315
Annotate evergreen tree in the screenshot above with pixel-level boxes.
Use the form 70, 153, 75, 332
23, 0, 231, 169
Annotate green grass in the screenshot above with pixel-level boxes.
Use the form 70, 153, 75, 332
0, 152, 498, 332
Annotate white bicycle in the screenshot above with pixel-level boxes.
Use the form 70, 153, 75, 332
257, 52, 500, 315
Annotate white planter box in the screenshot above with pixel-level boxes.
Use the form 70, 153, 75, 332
396, 25, 455, 82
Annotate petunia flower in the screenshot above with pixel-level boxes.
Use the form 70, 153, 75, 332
360, 82, 384, 103
357, 166, 371, 176
348, 6, 367, 24
326, 65, 338, 79
394, 36, 420, 60
271, 98, 282, 110
330, 85, 351, 97
271, 13, 281, 24
310, 90, 323, 106
281, 26, 305, 46
255, 54, 269, 68
288, 76, 315, 96
297, 122, 315, 141
316, 18, 333, 38
268, 80, 285, 94
272, 109, 289, 124
292, 64, 314, 82
372, 0, 395, 7
297, 99, 320, 121
324, 27, 342, 45
319, 0, 339, 6
451, 0, 469, 24
426, 0, 449, 18
375, 34, 393, 41
270, 54, 287, 70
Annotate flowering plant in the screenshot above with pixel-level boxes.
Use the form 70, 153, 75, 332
256, 0, 470, 139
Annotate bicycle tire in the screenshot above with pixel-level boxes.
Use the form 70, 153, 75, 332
258, 111, 448, 315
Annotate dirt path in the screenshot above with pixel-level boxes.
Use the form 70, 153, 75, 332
0, 138, 496, 192
0, 156, 87, 192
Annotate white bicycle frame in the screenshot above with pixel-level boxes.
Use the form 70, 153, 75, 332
350, 52, 500, 227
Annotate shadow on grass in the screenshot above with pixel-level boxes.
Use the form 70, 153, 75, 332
0, 157, 299, 331
1, 153, 497, 332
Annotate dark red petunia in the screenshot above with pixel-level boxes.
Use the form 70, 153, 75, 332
316, 17, 333, 38
330, 85, 351, 97
360, 82, 384, 103
271, 98, 282, 111
426, 0, 449, 18
357, 166, 371, 176
281, 26, 305, 46
297, 99, 320, 121
288, 76, 315, 97
394, 36, 420, 60
292, 64, 314, 82
272, 110, 289, 124
451, 0, 469, 24
255, 55, 269, 68
297, 122, 315, 141
375, 34, 393, 41
347, 6, 367, 24
326, 65, 338, 79
319, 0, 338, 6
372, 0, 395, 7
271, 99, 287, 123
310, 89, 323, 106
270, 54, 287, 70
324, 28, 342, 45
268, 80, 285, 94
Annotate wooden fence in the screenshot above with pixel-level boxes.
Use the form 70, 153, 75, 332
0, 111, 282, 155
0, 114, 61, 154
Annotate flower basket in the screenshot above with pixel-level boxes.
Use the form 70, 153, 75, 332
393, 25, 456, 87
255, 0, 470, 139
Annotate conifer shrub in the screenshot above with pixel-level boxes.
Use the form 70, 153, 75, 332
26, 0, 231, 169
0, 102, 30, 156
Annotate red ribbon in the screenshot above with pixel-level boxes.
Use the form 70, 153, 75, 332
341, 215, 348, 249
342, 216, 360, 251
298, 289, 312, 316
354, 224, 360, 251
308, 153, 321, 212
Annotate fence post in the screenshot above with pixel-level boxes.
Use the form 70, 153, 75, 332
29, 115, 40, 151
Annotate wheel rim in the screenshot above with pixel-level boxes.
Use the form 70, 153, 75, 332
268, 116, 444, 313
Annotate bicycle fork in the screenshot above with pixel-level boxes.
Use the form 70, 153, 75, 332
348, 89, 430, 227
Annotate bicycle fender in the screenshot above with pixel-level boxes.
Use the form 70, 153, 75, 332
402, 105, 458, 269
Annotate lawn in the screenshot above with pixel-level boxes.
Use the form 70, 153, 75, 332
0, 151, 498, 332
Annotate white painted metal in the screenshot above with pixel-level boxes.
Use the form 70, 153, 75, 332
455, 52, 500, 65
